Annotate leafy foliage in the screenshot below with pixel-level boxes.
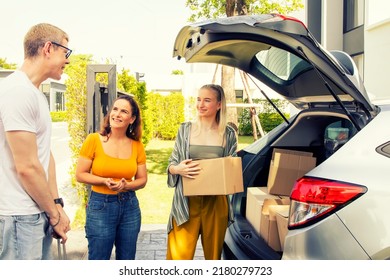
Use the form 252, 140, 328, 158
50, 111, 67, 122
117, 69, 153, 146
0, 58, 17, 69
171, 69, 184, 75
238, 98, 290, 135
64, 54, 92, 207
148, 92, 185, 140
186, 0, 304, 21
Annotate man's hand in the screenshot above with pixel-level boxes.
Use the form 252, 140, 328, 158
50, 208, 71, 244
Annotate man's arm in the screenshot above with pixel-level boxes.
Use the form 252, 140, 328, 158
6, 130, 69, 243
48, 152, 71, 234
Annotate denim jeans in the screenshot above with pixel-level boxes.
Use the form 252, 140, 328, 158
85, 191, 141, 260
0, 213, 53, 260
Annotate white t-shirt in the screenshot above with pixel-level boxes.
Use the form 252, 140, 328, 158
0, 70, 52, 215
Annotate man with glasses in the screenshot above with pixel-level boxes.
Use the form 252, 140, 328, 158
0, 23, 72, 259
51, 41, 72, 59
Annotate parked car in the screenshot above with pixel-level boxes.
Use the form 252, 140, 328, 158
172, 14, 390, 260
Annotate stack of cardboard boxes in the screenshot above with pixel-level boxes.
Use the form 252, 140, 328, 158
246, 148, 316, 251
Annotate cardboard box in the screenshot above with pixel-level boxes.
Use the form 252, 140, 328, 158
260, 198, 290, 252
274, 206, 290, 251
182, 157, 243, 196
267, 148, 316, 196
246, 187, 280, 235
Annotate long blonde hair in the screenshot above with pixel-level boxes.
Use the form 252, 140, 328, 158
196, 84, 227, 136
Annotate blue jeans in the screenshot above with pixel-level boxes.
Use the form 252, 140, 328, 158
85, 191, 141, 260
0, 213, 53, 260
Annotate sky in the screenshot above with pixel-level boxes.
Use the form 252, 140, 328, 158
0, 0, 192, 82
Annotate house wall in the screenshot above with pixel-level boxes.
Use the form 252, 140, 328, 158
0, 69, 67, 111
306, 0, 390, 100
365, 0, 390, 100
321, 0, 344, 50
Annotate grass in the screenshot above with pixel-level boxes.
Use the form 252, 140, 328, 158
137, 136, 254, 224
137, 139, 175, 225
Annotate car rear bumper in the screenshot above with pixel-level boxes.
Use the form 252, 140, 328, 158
282, 214, 370, 260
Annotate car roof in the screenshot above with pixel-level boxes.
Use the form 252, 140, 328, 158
173, 14, 375, 113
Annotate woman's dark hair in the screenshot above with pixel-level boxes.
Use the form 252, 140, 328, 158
99, 95, 142, 141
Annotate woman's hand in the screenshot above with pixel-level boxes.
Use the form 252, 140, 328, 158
172, 159, 201, 179
104, 177, 116, 187
107, 178, 127, 192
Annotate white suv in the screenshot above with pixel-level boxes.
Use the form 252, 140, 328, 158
173, 14, 390, 260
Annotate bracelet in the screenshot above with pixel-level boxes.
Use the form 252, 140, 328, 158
51, 212, 61, 228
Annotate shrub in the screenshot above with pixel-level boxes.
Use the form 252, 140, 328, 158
238, 99, 290, 135
148, 92, 185, 140
50, 111, 67, 122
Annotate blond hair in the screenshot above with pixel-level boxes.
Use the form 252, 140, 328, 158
23, 23, 69, 59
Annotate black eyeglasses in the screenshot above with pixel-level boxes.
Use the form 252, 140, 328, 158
51, 41, 72, 59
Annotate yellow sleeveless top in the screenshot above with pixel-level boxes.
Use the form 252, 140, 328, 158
79, 133, 146, 194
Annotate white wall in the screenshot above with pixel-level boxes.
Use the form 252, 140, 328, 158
321, 0, 344, 50
365, 0, 390, 100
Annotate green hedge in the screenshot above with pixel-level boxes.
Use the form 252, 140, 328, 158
50, 111, 67, 122
238, 99, 290, 136
52, 98, 289, 137
148, 92, 185, 140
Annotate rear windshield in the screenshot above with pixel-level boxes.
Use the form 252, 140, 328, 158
255, 46, 312, 81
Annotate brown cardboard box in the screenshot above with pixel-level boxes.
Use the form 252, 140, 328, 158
274, 206, 290, 251
267, 148, 316, 196
246, 187, 280, 235
260, 198, 290, 252
182, 157, 243, 196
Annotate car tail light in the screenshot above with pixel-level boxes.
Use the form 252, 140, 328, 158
288, 177, 367, 229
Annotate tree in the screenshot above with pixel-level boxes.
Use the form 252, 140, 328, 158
0, 58, 17, 69
171, 69, 184, 75
186, 0, 303, 22
117, 69, 153, 146
185, 0, 303, 128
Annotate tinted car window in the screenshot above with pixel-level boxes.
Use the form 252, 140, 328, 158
255, 46, 312, 81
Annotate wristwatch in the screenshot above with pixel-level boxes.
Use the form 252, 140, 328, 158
54, 198, 64, 208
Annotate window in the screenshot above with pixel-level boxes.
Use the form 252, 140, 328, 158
344, 0, 365, 32
255, 46, 312, 82
55, 91, 65, 111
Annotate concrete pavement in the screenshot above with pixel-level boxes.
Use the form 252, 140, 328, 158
51, 224, 205, 260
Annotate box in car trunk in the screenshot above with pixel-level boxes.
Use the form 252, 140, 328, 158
267, 148, 317, 196
260, 198, 290, 252
246, 187, 290, 251
274, 206, 290, 251
246, 187, 280, 236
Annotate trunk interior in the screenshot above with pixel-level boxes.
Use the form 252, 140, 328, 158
227, 108, 371, 259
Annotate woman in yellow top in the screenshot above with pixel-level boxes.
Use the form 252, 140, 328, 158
76, 95, 147, 260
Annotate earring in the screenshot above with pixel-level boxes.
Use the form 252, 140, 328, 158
128, 124, 133, 133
